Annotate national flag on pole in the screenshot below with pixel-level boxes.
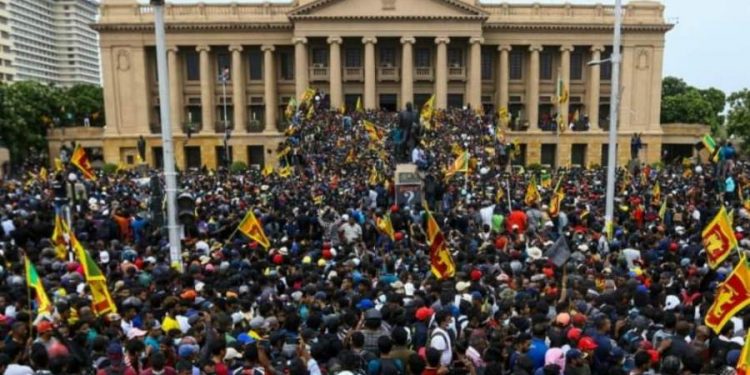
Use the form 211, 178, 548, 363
702, 134, 717, 154
420, 95, 436, 126
658, 199, 668, 221
70, 234, 116, 316
444, 151, 469, 180
540, 171, 552, 189
556, 71, 569, 105
38, 167, 48, 183
524, 177, 542, 206
356, 96, 364, 113
705, 256, 750, 334
51, 213, 69, 260
238, 210, 270, 249
652, 182, 661, 205
376, 214, 395, 241
738, 329, 750, 375
424, 205, 456, 279
363, 120, 384, 142
54, 158, 64, 173
70, 145, 96, 180
549, 190, 565, 217
702, 206, 738, 269
277, 165, 292, 178
301, 88, 316, 106
25, 257, 52, 313
285, 98, 297, 120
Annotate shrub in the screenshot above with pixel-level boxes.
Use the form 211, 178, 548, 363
229, 161, 248, 174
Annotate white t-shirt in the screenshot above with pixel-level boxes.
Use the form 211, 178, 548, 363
339, 222, 362, 244
430, 327, 453, 366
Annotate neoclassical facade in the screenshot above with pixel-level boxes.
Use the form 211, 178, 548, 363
90, 0, 693, 170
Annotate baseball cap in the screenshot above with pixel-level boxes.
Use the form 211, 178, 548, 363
415, 307, 434, 321
578, 336, 598, 351
566, 327, 582, 342
36, 320, 53, 334
356, 299, 375, 310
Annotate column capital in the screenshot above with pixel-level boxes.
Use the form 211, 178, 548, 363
560, 44, 574, 53
228, 45, 243, 52
529, 44, 543, 52
196, 45, 210, 52
497, 44, 512, 52
167, 46, 179, 53
400, 37, 416, 45
326, 36, 343, 45
261, 45, 275, 52
469, 37, 484, 45
435, 36, 451, 45
362, 37, 378, 45
591, 44, 606, 52
292, 37, 308, 45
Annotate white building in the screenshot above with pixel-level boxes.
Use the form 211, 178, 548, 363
0, 0, 15, 82
8, 0, 100, 86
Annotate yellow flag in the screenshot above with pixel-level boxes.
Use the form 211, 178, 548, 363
38, 167, 48, 183
444, 151, 469, 180
524, 177, 541, 206
356, 96, 364, 113
376, 214, 395, 241
238, 210, 270, 249
420, 95, 435, 124
54, 158, 64, 172
363, 120, 383, 142
277, 165, 292, 178
261, 165, 274, 177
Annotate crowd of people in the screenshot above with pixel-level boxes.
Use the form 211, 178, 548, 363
0, 95, 746, 375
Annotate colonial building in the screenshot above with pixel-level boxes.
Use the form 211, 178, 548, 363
83, 0, 700, 170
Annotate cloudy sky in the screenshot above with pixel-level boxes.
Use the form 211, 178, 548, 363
143, 0, 748, 95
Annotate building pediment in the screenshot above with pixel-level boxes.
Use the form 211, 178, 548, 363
288, 0, 488, 21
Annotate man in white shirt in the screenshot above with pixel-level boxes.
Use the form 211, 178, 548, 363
338, 214, 362, 245
430, 310, 453, 366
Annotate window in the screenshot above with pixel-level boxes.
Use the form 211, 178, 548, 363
345, 48, 361, 67
312, 48, 328, 67
185, 51, 199, 81
379, 47, 395, 67
509, 50, 523, 80
415, 48, 431, 68
2, 46, 10, 53
539, 51, 553, 80
280, 51, 294, 81
185, 106, 202, 125
0, 31, 8, 39
216, 52, 231, 79
248, 49, 263, 80
481, 48, 493, 80
448, 48, 463, 67
570, 51, 583, 80
601, 48, 613, 80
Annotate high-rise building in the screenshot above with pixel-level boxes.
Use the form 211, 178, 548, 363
9, 0, 100, 86
0, 0, 15, 83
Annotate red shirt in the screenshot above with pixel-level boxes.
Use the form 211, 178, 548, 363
215, 361, 229, 375
422, 369, 439, 375
506, 210, 527, 233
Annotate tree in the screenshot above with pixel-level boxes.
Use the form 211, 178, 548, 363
660, 76, 725, 131
726, 89, 750, 151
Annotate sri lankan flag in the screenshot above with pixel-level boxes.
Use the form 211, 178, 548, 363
54, 158, 64, 173
540, 171, 552, 189
424, 205, 456, 279
702, 134, 720, 163
738, 329, 750, 375
549, 190, 565, 218
261, 165, 274, 177
702, 206, 738, 269
285, 98, 297, 120
51, 213, 69, 260
70, 234, 116, 316
300, 88, 316, 106
444, 151, 469, 180
345, 149, 356, 164
524, 177, 542, 206
368, 166, 382, 186
238, 210, 270, 249
71, 145, 96, 180
420, 95, 435, 127
705, 256, 750, 334
38, 167, 48, 183
652, 182, 661, 205
25, 257, 52, 313
658, 199, 667, 221
277, 165, 292, 178
376, 214, 395, 241
363, 120, 384, 142
355, 96, 364, 113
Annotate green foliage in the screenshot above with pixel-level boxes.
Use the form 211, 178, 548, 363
229, 161, 248, 174
526, 163, 542, 171
102, 163, 119, 175
0, 81, 104, 164
650, 161, 664, 170
726, 89, 750, 151
660, 76, 725, 131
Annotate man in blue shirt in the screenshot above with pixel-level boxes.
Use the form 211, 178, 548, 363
526, 323, 548, 371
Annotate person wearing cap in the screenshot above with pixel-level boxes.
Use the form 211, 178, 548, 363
32, 320, 58, 351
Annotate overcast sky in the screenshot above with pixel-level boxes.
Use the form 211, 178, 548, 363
142, 0, 748, 95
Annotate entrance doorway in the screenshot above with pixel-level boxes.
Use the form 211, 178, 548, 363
379, 94, 398, 112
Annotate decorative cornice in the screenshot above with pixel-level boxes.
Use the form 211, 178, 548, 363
483, 23, 674, 33
327, 36, 343, 45
288, 14, 487, 21
361, 37, 378, 45
400, 37, 416, 45
287, 0, 488, 18
92, 22, 293, 32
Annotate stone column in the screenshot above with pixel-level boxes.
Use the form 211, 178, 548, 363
167, 46, 183, 135
400, 37, 415, 109
588, 45, 603, 129
197, 45, 213, 134
467, 37, 483, 109
527, 44, 542, 129
293, 37, 308, 99
559, 45, 573, 128
230, 45, 246, 134
363, 37, 378, 110
327, 36, 343, 110
434, 37, 450, 109
262, 45, 277, 133
497, 45, 511, 111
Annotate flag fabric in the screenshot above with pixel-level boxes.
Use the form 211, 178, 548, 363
312, 192, 324, 206
376, 214, 395, 241
705, 257, 750, 334
368, 166, 382, 186
702, 134, 717, 154
285, 98, 297, 120
556, 71, 569, 105
277, 165, 292, 178
70, 145, 96, 180
424, 206, 456, 279
549, 190, 565, 218
658, 199, 667, 221
652, 182, 661, 205
540, 171, 552, 189
54, 158, 64, 173
261, 165, 274, 177
238, 210, 270, 249
51, 213, 69, 260
345, 149, 356, 164
38, 167, 48, 183
524, 177, 541, 206
420, 95, 436, 125
444, 151, 469, 180
544, 236, 571, 267
70, 234, 116, 316
363, 120, 384, 142
306, 104, 315, 120
738, 329, 750, 375
300, 88, 316, 106
702, 206, 738, 269
25, 257, 52, 313
355, 96, 364, 113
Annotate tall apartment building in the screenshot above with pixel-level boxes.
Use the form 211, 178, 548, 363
0, 0, 15, 82
8, 0, 100, 86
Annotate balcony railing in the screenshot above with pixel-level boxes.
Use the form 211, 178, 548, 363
149, 122, 161, 134
343, 67, 363, 81
215, 120, 233, 133
378, 66, 399, 82
183, 121, 202, 135
414, 67, 433, 81
448, 66, 466, 81
309, 66, 329, 82
247, 119, 264, 133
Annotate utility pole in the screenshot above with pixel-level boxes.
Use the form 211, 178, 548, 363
604, 0, 623, 237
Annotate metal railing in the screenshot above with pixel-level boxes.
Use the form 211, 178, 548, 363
214, 120, 233, 133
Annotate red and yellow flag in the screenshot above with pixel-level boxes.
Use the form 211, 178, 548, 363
238, 210, 270, 249
70, 234, 116, 316
376, 214, 395, 241
363, 120, 384, 142
705, 257, 750, 334
25, 257, 52, 313
738, 329, 750, 375
424, 205, 456, 280
549, 190, 565, 218
702, 206, 738, 269
444, 151, 469, 180
652, 182, 661, 205
51, 214, 69, 260
70, 145, 96, 180
524, 177, 542, 206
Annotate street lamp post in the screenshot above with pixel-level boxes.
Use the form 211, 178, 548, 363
605, 0, 623, 236
151, 0, 182, 272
